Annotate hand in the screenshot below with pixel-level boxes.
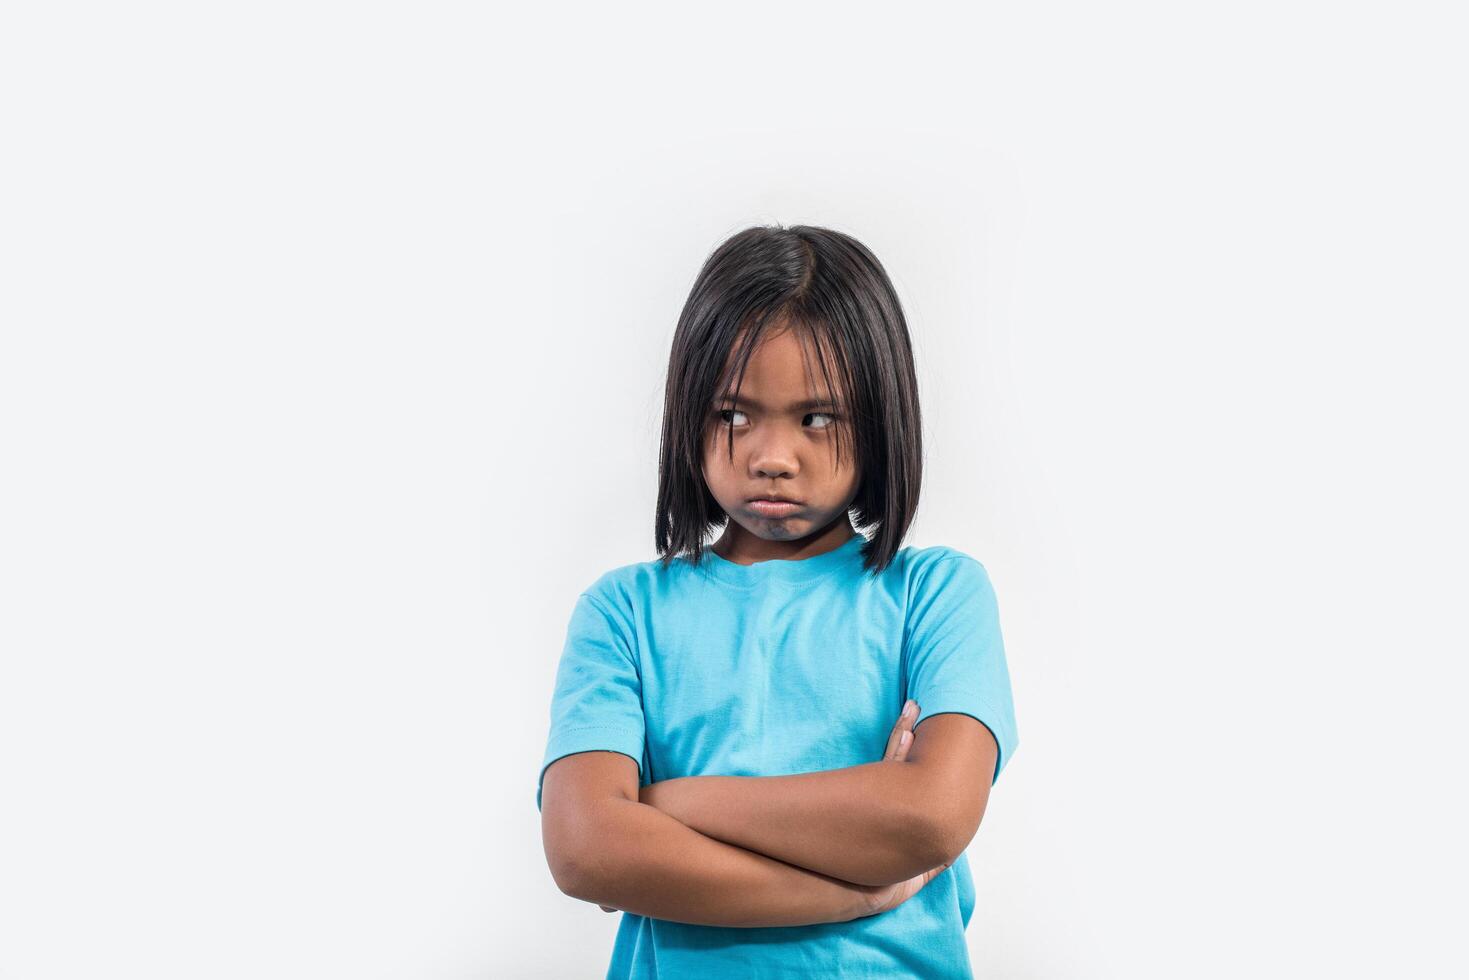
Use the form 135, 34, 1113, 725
851, 699, 951, 918
882, 697, 920, 763
854, 855, 955, 918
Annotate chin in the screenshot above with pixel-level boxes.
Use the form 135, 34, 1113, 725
726, 516, 792, 537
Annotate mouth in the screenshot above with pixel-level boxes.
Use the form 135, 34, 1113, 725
748, 497, 803, 517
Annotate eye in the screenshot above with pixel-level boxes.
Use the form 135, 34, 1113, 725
806, 412, 839, 429
715, 409, 748, 426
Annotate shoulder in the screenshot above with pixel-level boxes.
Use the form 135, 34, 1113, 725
573, 561, 642, 614
573, 553, 681, 619
896, 542, 991, 579
894, 543, 996, 600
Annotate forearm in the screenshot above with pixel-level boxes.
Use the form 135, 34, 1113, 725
560, 796, 874, 928
639, 761, 942, 887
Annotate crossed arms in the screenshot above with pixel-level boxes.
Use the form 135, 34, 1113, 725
538, 707, 999, 927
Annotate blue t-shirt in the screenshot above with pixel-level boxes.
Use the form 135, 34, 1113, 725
536, 533, 1019, 979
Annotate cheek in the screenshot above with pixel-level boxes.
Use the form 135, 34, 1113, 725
699, 443, 722, 482
700, 449, 744, 503
701, 427, 734, 468
701, 450, 732, 485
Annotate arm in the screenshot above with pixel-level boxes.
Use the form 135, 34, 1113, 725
639, 711, 998, 887
542, 750, 875, 928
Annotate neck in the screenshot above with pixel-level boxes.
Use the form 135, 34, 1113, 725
711, 516, 857, 566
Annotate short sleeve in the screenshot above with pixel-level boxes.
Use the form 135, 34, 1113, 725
535, 590, 647, 812
903, 555, 1019, 786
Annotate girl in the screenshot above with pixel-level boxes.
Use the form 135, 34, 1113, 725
536, 225, 1019, 978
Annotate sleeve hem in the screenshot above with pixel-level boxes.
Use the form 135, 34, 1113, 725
913, 692, 1018, 787
536, 725, 646, 812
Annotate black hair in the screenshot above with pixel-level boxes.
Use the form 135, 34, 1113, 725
654, 224, 923, 575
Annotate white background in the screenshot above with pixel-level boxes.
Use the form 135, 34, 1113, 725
2, 2, 1465, 977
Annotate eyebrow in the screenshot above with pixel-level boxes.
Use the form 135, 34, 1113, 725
715, 393, 840, 411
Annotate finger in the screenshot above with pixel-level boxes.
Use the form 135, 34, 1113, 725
883, 701, 908, 759
893, 728, 913, 761
886, 700, 919, 760
883, 722, 904, 760
919, 859, 953, 889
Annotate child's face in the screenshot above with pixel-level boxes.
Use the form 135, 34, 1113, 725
701, 323, 861, 555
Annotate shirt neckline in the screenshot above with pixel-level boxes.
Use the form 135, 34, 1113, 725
686, 532, 869, 588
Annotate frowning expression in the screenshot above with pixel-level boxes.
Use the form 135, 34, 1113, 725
701, 323, 860, 552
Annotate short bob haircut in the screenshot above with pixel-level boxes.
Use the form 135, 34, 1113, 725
655, 224, 923, 575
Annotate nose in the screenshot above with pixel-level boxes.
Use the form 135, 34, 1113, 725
747, 427, 800, 480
